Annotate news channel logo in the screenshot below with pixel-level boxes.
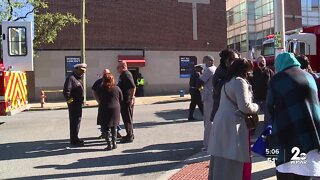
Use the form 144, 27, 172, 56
266, 147, 307, 164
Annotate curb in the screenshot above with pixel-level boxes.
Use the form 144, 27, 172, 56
25, 98, 190, 112
24, 104, 99, 112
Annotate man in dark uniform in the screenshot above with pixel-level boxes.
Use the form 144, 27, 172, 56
117, 61, 136, 143
136, 73, 145, 97
63, 63, 87, 146
188, 64, 204, 120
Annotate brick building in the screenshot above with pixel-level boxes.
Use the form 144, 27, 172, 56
33, 0, 227, 100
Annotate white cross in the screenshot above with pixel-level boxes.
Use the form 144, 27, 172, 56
178, 0, 210, 40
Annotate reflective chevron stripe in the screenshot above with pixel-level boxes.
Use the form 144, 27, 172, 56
3, 71, 28, 113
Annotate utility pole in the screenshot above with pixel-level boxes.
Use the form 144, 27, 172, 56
81, 0, 86, 103
274, 0, 285, 58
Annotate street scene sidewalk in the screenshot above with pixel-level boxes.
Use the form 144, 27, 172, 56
163, 116, 277, 180
166, 148, 276, 180
1, 95, 277, 180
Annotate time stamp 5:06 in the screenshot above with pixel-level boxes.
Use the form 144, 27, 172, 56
266, 147, 307, 164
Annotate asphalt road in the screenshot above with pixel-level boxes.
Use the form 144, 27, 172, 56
0, 102, 203, 180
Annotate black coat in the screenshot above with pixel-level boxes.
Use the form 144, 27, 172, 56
252, 67, 274, 101
63, 72, 84, 103
97, 86, 123, 128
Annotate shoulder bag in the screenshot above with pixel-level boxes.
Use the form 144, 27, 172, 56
223, 84, 259, 129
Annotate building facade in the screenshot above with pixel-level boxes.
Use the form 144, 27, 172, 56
227, 0, 320, 57
33, 0, 227, 101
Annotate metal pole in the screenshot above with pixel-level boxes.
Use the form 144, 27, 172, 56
274, 0, 285, 58
81, 0, 86, 103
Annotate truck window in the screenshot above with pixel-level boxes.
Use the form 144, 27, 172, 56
262, 42, 274, 56
288, 41, 306, 55
298, 42, 306, 55
288, 42, 295, 53
8, 27, 27, 56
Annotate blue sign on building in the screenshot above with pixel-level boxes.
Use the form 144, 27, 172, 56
179, 56, 197, 78
65, 56, 81, 78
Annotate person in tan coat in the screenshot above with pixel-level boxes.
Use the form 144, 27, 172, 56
207, 58, 259, 180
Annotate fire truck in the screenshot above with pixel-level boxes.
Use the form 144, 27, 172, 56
261, 25, 320, 73
0, 21, 33, 115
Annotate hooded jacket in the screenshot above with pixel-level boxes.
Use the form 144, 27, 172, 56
266, 53, 320, 166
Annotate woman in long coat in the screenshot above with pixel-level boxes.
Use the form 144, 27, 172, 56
97, 73, 123, 150
207, 58, 260, 180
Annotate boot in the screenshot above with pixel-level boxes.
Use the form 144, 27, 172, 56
105, 132, 112, 151
112, 139, 117, 149
111, 127, 117, 149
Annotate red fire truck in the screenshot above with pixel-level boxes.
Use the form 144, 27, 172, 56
261, 25, 320, 73
0, 21, 33, 115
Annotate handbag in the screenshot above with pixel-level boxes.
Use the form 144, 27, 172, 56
252, 124, 272, 158
223, 85, 259, 130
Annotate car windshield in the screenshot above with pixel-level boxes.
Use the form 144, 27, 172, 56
262, 42, 274, 56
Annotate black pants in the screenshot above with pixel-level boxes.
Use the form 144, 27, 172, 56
276, 171, 311, 180
189, 88, 203, 117
137, 85, 144, 97
121, 102, 134, 139
67, 102, 82, 143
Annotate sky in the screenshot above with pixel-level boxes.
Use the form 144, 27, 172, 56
0, 0, 34, 22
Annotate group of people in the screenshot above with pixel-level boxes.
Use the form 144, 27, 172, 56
189, 49, 320, 180
63, 61, 136, 150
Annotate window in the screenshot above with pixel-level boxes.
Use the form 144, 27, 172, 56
256, 7, 262, 19
256, 31, 264, 40
241, 41, 247, 52
261, 42, 274, 56
8, 27, 27, 56
255, 0, 262, 8
311, 0, 319, 9
287, 41, 306, 55
248, 2, 255, 20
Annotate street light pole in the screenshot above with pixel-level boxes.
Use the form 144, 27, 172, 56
81, 0, 86, 103
274, 0, 285, 58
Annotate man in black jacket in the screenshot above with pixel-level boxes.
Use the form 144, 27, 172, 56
188, 64, 203, 120
252, 56, 274, 126
63, 63, 87, 146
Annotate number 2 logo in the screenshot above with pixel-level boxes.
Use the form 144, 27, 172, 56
291, 147, 307, 161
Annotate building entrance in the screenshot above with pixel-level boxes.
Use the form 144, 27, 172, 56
128, 68, 139, 87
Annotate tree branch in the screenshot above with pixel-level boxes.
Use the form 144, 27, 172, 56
13, 7, 35, 21
7, 0, 13, 21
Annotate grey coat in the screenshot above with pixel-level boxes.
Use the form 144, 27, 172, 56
207, 77, 259, 162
